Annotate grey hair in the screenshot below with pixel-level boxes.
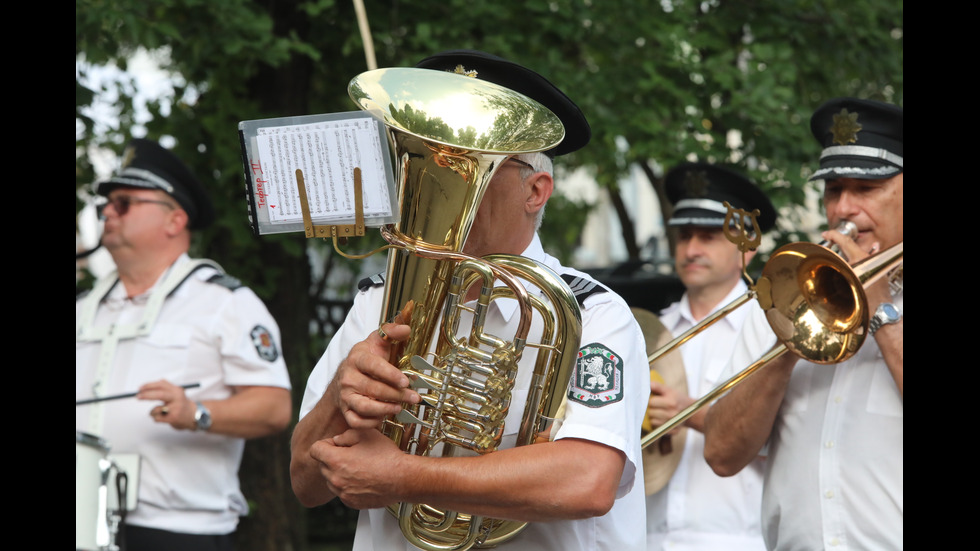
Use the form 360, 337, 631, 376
515, 152, 553, 231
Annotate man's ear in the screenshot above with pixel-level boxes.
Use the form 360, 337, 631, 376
165, 208, 191, 237
525, 171, 554, 217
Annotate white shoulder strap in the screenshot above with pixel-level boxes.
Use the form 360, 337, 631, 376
76, 259, 223, 342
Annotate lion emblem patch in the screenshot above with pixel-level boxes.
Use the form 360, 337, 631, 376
568, 343, 624, 407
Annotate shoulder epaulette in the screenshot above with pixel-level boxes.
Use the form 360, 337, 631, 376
561, 274, 609, 306
206, 272, 243, 291
358, 272, 386, 292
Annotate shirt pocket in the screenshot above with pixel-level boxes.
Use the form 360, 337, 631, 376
130, 324, 193, 386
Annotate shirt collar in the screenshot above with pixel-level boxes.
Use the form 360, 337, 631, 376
666, 278, 750, 332
105, 253, 190, 301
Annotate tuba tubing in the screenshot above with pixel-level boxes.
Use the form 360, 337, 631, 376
641, 240, 903, 449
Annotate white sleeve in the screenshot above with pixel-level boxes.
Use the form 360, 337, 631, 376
216, 286, 291, 389
556, 292, 648, 498
299, 287, 383, 419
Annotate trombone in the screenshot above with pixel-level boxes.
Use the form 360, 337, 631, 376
640, 208, 903, 450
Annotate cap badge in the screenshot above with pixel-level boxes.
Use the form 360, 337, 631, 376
830, 108, 862, 146
452, 64, 479, 78
682, 170, 711, 198
120, 144, 137, 169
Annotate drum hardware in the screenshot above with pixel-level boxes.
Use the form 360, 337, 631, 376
77, 432, 134, 551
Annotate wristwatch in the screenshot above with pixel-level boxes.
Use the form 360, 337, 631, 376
869, 303, 902, 336
194, 401, 213, 431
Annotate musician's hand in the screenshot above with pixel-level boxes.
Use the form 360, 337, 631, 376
648, 381, 696, 434
310, 428, 404, 510
329, 322, 419, 430
140, 379, 197, 431
822, 228, 875, 263
821, 229, 892, 307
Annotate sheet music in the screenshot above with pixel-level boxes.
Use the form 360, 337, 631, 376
239, 111, 397, 234
254, 118, 390, 223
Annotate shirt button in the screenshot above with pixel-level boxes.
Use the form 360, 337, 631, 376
829, 537, 841, 546
824, 489, 835, 499
825, 440, 835, 448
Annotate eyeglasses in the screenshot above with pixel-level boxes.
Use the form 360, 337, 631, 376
98, 194, 177, 217
507, 158, 536, 172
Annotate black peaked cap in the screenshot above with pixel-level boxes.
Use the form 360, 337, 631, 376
666, 162, 776, 233
809, 97, 903, 181
415, 50, 590, 157
96, 139, 215, 230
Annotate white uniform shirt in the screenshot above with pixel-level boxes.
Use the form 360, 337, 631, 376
724, 290, 903, 550
646, 280, 766, 551
300, 235, 649, 550
76, 254, 291, 535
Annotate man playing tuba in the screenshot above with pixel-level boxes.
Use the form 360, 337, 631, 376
290, 50, 650, 550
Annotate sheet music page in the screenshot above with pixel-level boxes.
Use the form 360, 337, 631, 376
241, 112, 396, 234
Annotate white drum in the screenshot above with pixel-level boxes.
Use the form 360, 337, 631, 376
76, 431, 114, 551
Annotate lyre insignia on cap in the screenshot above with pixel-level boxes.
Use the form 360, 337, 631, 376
830, 108, 862, 146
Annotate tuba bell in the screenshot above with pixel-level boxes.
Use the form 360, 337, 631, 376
348, 67, 582, 550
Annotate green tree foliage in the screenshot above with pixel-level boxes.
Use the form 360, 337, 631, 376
77, 1, 901, 548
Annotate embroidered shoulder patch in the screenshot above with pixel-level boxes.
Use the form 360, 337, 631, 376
568, 343, 624, 407
250, 325, 279, 362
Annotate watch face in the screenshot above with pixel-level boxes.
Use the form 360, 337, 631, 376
881, 303, 900, 321
196, 403, 212, 430
871, 303, 901, 335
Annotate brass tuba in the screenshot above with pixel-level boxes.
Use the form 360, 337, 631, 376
348, 67, 582, 550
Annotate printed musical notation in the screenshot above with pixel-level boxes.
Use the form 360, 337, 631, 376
239, 111, 397, 235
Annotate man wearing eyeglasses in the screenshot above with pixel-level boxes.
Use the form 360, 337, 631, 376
76, 139, 291, 551
290, 51, 649, 550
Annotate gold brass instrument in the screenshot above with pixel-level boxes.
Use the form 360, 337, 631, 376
641, 209, 903, 450
348, 67, 582, 551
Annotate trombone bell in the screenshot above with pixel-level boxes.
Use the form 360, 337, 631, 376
760, 242, 868, 365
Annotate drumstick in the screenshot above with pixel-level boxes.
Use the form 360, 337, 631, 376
75, 383, 201, 406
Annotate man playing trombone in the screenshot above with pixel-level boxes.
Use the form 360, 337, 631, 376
704, 98, 903, 550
